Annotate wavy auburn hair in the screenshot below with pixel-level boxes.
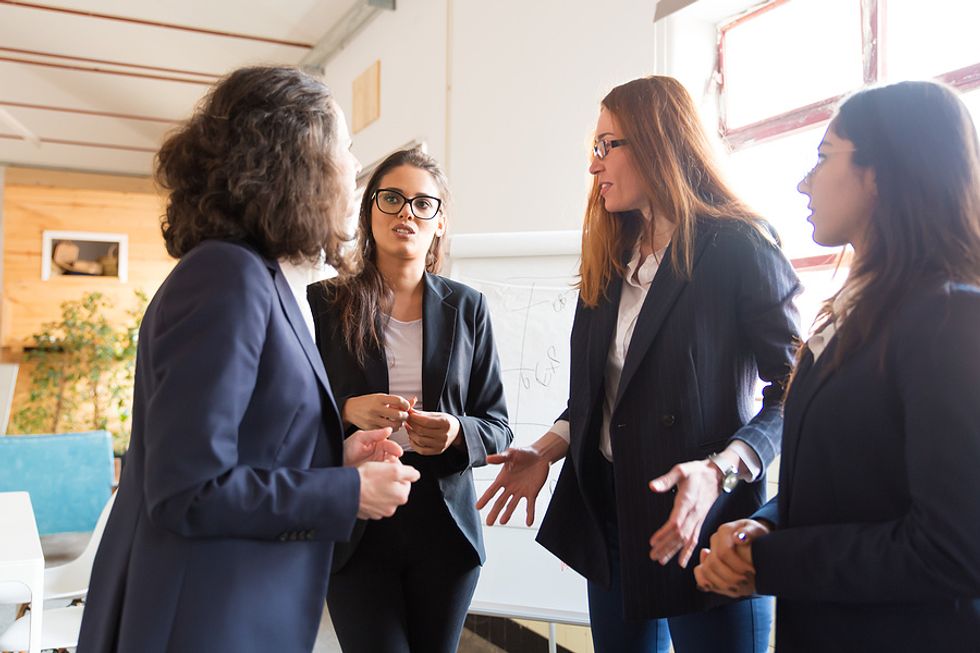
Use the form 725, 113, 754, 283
578, 76, 766, 306
156, 65, 354, 270
316, 147, 450, 365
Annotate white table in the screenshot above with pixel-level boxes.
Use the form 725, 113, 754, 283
0, 491, 44, 653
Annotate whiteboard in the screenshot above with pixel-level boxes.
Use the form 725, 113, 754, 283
448, 231, 590, 625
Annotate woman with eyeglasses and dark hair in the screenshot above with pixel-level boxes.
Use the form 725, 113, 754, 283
76, 66, 420, 653
695, 80, 980, 652
478, 76, 801, 652
307, 147, 513, 653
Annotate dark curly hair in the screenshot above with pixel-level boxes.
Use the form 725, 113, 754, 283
155, 65, 354, 270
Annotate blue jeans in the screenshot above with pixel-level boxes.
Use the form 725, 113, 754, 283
588, 575, 773, 652
586, 459, 773, 652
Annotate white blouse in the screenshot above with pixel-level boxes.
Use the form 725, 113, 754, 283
277, 258, 316, 340
383, 316, 424, 452
549, 243, 761, 479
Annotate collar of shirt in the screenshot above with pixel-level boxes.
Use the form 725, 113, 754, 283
807, 284, 855, 361
624, 241, 668, 288
277, 258, 317, 339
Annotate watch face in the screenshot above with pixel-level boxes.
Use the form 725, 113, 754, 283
722, 473, 739, 494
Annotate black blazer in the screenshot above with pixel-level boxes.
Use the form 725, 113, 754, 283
753, 282, 980, 652
307, 273, 513, 567
537, 218, 801, 620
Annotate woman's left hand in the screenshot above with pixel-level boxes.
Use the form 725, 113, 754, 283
343, 427, 403, 467
693, 518, 767, 597
648, 459, 723, 567
405, 409, 462, 455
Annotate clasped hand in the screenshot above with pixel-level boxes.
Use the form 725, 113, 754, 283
405, 408, 461, 455
343, 394, 461, 456
693, 518, 769, 597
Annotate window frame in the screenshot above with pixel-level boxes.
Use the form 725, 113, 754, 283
715, 0, 980, 271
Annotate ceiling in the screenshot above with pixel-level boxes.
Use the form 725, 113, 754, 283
0, 0, 361, 177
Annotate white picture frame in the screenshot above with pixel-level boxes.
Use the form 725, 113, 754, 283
41, 230, 129, 282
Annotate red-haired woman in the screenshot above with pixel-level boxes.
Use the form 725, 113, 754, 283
479, 76, 801, 652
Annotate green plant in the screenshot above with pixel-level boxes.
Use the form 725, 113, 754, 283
11, 290, 147, 453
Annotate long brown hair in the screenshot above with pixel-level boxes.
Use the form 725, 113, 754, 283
318, 147, 450, 365
156, 66, 353, 270
813, 80, 980, 370
578, 76, 766, 307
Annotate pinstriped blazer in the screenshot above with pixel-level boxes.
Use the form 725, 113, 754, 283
537, 218, 801, 621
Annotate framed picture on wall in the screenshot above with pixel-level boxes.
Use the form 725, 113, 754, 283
41, 230, 129, 282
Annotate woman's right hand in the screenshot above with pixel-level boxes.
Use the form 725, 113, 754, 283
476, 447, 551, 527
342, 393, 414, 431
356, 460, 420, 520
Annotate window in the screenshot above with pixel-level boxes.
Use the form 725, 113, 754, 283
717, 0, 980, 335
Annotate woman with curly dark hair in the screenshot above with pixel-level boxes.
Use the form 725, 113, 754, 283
77, 66, 420, 653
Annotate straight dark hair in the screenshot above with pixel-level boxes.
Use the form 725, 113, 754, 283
815, 80, 980, 370
316, 147, 450, 365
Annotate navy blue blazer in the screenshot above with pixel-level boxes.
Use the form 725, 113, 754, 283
753, 282, 980, 652
307, 273, 513, 567
77, 240, 361, 653
537, 218, 801, 620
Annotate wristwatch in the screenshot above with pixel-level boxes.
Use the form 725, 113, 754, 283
708, 453, 740, 494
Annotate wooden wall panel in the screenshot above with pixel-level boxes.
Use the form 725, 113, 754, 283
2, 183, 174, 350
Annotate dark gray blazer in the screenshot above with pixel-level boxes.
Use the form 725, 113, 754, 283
754, 282, 980, 652
537, 218, 801, 621
78, 240, 360, 653
307, 273, 513, 567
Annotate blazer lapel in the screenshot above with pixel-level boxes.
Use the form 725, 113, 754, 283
613, 229, 714, 411
778, 340, 837, 520
421, 274, 456, 411
362, 337, 389, 395
271, 263, 339, 419
572, 278, 622, 465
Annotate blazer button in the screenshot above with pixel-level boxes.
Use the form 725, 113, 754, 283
661, 414, 677, 428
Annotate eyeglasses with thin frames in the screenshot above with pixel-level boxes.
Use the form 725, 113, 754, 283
371, 188, 442, 220
593, 138, 628, 160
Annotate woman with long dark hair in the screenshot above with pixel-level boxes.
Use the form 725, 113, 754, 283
77, 66, 419, 653
695, 80, 980, 651
478, 76, 801, 652
308, 147, 513, 652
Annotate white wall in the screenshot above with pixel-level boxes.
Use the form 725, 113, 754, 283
322, 0, 660, 235
321, 0, 449, 176
448, 0, 658, 233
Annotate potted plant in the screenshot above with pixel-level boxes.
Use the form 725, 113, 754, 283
11, 291, 147, 460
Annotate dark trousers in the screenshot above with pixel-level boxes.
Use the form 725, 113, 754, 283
326, 453, 481, 653
587, 459, 773, 653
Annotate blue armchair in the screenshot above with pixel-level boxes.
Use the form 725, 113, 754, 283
0, 431, 114, 535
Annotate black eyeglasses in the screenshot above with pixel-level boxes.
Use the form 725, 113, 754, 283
593, 138, 628, 160
371, 188, 442, 220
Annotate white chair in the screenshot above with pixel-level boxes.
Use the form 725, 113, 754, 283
0, 604, 84, 652
0, 491, 116, 606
